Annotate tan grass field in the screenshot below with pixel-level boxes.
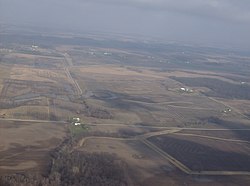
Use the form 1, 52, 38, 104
0, 120, 67, 175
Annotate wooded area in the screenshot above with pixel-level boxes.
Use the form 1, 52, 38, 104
0, 151, 130, 186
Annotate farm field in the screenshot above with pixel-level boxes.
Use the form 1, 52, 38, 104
148, 133, 250, 172
0, 120, 67, 175
0, 31, 250, 185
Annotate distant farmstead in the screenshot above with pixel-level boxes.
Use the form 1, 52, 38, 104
180, 87, 193, 93
71, 117, 82, 125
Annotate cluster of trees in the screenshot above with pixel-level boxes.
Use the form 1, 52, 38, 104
0, 173, 61, 186
50, 152, 129, 186
84, 107, 113, 119
83, 101, 113, 119
171, 77, 250, 100
0, 151, 131, 186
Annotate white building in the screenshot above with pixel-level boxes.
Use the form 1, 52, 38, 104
73, 118, 80, 122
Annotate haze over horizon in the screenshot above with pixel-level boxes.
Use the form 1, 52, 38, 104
1, 0, 250, 50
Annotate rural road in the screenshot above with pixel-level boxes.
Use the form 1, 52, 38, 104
62, 52, 83, 96
172, 133, 250, 144
64, 67, 83, 96
0, 118, 66, 124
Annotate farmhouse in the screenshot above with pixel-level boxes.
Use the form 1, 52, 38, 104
180, 87, 186, 91
180, 87, 193, 93
71, 117, 83, 126
73, 117, 80, 122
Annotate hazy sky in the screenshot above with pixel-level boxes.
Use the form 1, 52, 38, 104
1, 0, 250, 49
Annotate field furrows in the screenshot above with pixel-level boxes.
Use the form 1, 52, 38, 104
148, 135, 250, 174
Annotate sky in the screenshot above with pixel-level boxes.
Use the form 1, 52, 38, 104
0, 0, 250, 49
